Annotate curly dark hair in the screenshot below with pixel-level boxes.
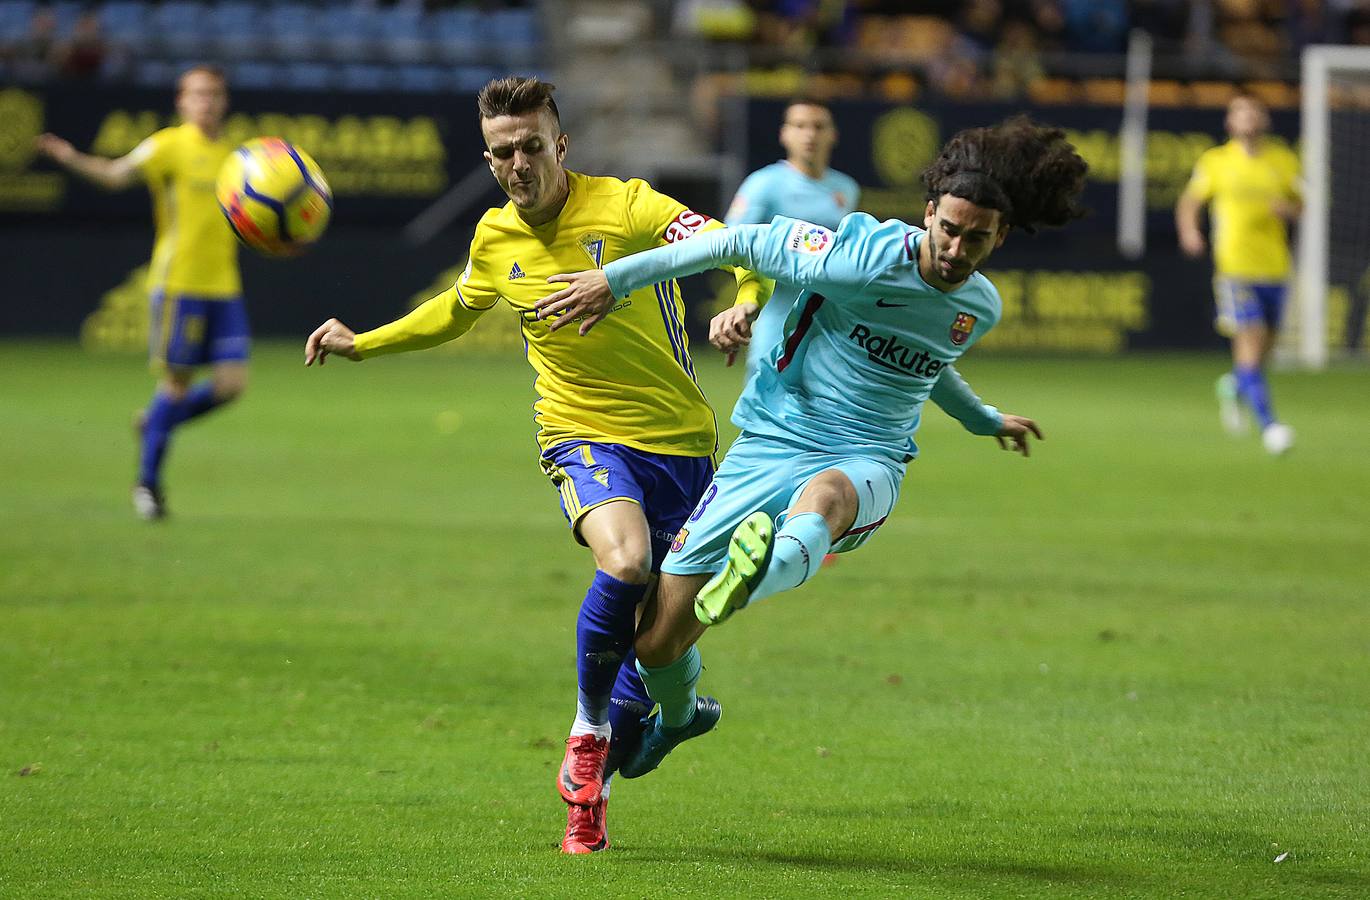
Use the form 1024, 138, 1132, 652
922, 116, 1088, 233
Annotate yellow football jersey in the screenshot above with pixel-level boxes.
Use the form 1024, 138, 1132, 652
353, 171, 768, 457
1184, 139, 1300, 281
129, 124, 241, 297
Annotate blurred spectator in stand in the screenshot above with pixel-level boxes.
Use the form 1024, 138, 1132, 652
675, 0, 758, 42
1286, 0, 1348, 52
1347, 7, 1370, 46
989, 19, 1044, 99
754, 0, 853, 51
1013, 0, 1066, 52
53, 9, 107, 80
958, 0, 1003, 56
927, 44, 981, 98
8, 5, 59, 82
1061, 0, 1127, 53
928, 0, 1001, 99
1131, 0, 1189, 51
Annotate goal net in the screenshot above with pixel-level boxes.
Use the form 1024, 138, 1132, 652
1294, 46, 1370, 367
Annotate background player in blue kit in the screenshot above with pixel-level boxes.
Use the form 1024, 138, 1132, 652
538, 118, 1088, 780
725, 97, 860, 376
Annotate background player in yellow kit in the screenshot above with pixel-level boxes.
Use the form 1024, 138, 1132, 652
37, 65, 246, 519
1176, 93, 1300, 455
304, 76, 767, 854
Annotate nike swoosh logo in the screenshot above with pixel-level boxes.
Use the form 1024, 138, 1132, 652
876, 299, 906, 308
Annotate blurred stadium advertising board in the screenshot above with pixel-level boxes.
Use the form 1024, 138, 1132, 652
0, 84, 487, 223
1, 85, 1324, 354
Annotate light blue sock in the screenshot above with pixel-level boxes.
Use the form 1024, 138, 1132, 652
749, 512, 832, 604
635, 646, 701, 730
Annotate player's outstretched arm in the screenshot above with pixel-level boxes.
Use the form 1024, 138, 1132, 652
35, 133, 140, 191
538, 224, 781, 333
995, 414, 1043, 457
305, 318, 361, 366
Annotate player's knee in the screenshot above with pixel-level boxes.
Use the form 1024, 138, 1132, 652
801, 471, 859, 522
597, 547, 652, 585
215, 381, 246, 403
214, 370, 249, 403
159, 375, 191, 401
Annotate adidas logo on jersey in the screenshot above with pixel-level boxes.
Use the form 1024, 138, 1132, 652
508, 263, 525, 280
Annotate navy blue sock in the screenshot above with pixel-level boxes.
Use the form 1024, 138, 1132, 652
137, 382, 224, 489
138, 391, 179, 488
177, 381, 219, 422
1234, 365, 1276, 429
604, 648, 653, 776
574, 571, 647, 733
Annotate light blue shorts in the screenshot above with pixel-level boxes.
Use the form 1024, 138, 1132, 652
661, 431, 904, 576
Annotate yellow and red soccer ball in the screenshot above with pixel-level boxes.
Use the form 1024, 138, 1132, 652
216, 137, 332, 257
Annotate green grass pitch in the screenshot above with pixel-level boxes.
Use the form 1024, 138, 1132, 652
2, 341, 1367, 898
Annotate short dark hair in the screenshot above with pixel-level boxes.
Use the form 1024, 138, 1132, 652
922, 116, 1088, 233
477, 76, 561, 128
784, 96, 832, 117
178, 64, 227, 91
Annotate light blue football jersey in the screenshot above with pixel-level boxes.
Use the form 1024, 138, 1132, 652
605, 213, 1004, 464
726, 162, 861, 376
725, 162, 860, 230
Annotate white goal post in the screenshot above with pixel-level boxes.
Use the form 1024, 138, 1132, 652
1297, 45, 1370, 369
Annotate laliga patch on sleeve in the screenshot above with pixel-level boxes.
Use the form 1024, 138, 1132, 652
459, 257, 473, 284
787, 221, 833, 255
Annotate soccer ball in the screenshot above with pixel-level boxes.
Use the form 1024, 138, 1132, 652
216, 137, 332, 257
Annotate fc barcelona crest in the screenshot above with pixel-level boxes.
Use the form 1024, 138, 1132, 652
670, 528, 689, 553
578, 232, 606, 268
950, 311, 977, 346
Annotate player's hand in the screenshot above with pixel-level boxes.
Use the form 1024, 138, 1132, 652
709, 302, 759, 366
1178, 228, 1206, 258
538, 270, 614, 336
995, 414, 1043, 457
35, 133, 76, 164
305, 317, 361, 366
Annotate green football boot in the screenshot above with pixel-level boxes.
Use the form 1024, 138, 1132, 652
694, 511, 773, 626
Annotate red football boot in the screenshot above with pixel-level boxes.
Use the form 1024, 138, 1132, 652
557, 734, 608, 806
561, 797, 609, 855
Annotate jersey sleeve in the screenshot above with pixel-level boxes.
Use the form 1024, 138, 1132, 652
353, 229, 498, 357
126, 128, 172, 181
623, 178, 696, 251
929, 364, 1003, 435
622, 177, 772, 307
1184, 150, 1217, 203
605, 214, 879, 300
724, 172, 772, 226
